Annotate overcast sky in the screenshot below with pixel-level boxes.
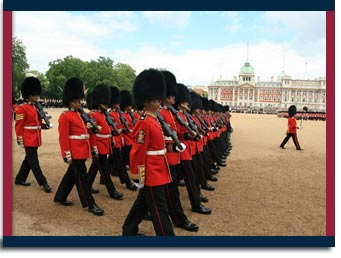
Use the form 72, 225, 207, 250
13, 11, 326, 85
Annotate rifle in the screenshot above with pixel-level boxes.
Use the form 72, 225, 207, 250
129, 111, 137, 126
103, 110, 120, 136
156, 112, 183, 151
195, 114, 209, 134
184, 110, 207, 138
167, 105, 196, 137
117, 109, 131, 133
79, 106, 100, 133
35, 101, 52, 128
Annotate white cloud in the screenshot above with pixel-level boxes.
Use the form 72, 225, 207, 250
225, 24, 240, 33
262, 11, 326, 57
143, 11, 191, 27
113, 40, 325, 86
13, 11, 138, 72
13, 11, 325, 86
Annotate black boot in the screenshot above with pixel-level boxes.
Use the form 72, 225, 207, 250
42, 183, 52, 193
88, 203, 104, 216
110, 190, 124, 200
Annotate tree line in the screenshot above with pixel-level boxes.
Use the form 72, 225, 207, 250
12, 37, 136, 100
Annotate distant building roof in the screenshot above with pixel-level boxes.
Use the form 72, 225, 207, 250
240, 62, 254, 74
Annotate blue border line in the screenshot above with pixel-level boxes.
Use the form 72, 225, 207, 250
3, 0, 335, 11
3, 236, 335, 247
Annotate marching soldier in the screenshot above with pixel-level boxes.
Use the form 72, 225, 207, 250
120, 90, 135, 169
87, 84, 124, 200
108, 86, 137, 191
189, 92, 217, 189
280, 105, 303, 151
122, 68, 175, 236
174, 83, 211, 215
53, 78, 104, 216
159, 70, 199, 232
14, 76, 52, 193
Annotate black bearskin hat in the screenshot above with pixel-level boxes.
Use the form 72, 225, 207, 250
190, 91, 202, 110
120, 90, 133, 109
63, 77, 84, 105
202, 97, 209, 111
109, 86, 121, 105
161, 70, 178, 98
303, 106, 308, 112
288, 105, 297, 117
92, 84, 111, 107
133, 69, 166, 110
175, 83, 190, 104
85, 92, 95, 110
208, 100, 216, 111
21, 77, 42, 99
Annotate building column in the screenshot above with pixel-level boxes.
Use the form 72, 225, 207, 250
232, 87, 235, 106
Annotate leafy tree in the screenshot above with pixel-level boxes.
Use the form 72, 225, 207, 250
12, 37, 29, 98
82, 56, 116, 92
45, 56, 86, 99
113, 62, 136, 91
45, 55, 137, 98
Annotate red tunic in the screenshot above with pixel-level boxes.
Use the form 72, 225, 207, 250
58, 110, 94, 159
191, 115, 204, 153
130, 114, 172, 187
159, 107, 181, 165
89, 110, 112, 155
15, 103, 45, 147
174, 111, 192, 160
287, 117, 298, 133
122, 112, 134, 146
204, 116, 215, 141
109, 110, 123, 148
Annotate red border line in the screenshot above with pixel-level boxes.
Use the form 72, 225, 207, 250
326, 11, 335, 236
3, 11, 13, 236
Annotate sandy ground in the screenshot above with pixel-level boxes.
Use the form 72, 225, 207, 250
11, 109, 326, 236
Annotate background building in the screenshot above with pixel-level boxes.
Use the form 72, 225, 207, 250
208, 61, 326, 112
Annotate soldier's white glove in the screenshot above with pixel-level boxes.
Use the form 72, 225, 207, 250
133, 180, 145, 189
17, 136, 24, 148
63, 151, 72, 164
48, 123, 54, 129
175, 142, 186, 153
299, 126, 303, 130
92, 146, 99, 159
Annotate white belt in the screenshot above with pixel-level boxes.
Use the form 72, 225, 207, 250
146, 149, 166, 155
24, 126, 41, 129
69, 134, 90, 139
96, 133, 112, 138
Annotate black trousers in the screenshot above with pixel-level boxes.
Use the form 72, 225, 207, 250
177, 160, 201, 209
108, 148, 130, 184
122, 185, 175, 236
191, 153, 208, 187
122, 145, 132, 167
280, 133, 301, 150
15, 147, 47, 186
207, 140, 219, 163
54, 159, 94, 208
164, 165, 188, 226
87, 154, 117, 196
